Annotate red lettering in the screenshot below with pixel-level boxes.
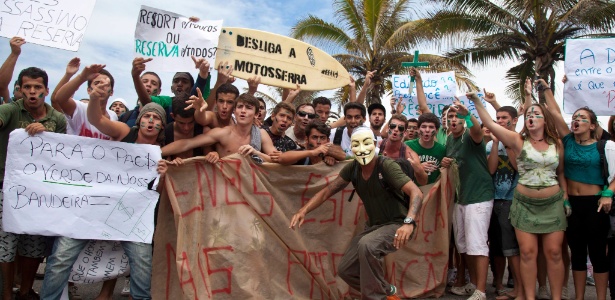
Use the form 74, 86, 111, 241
300, 173, 322, 224
399, 259, 419, 298
202, 246, 234, 295
165, 244, 199, 300
286, 249, 307, 295
422, 252, 444, 293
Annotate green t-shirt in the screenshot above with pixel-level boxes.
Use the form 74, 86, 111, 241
151, 95, 173, 108
339, 158, 411, 226
445, 130, 494, 205
0, 100, 67, 182
405, 139, 446, 185
436, 127, 447, 146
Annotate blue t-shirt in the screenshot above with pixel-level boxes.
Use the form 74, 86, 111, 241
563, 133, 603, 185
486, 141, 518, 200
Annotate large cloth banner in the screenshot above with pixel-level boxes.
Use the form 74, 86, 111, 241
134, 5, 223, 71
392, 72, 457, 119
564, 38, 615, 115
0, 0, 97, 51
2, 129, 161, 243
153, 155, 455, 299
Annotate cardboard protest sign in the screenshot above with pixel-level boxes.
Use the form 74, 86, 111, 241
134, 5, 223, 71
563, 38, 615, 115
216, 27, 352, 91
392, 72, 458, 118
152, 155, 455, 299
0, 0, 97, 51
2, 129, 160, 243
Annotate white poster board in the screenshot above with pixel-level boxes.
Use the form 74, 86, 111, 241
69, 240, 130, 284
563, 38, 615, 115
2, 129, 161, 243
134, 5, 222, 71
0, 0, 97, 51
392, 72, 458, 118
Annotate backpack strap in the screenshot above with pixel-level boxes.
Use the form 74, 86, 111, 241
347, 160, 359, 202
399, 143, 407, 160
598, 139, 609, 186
379, 138, 387, 155
378, 156, 410, 208
333, 126, 346, 146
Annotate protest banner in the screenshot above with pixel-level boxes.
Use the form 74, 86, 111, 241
216, 27, 352, 91
0, 0, 97, 51
134, 5, 223, 71
152, 154, 455, 299
563, 38, 615, 115
2, 129, 161, 243
392, 72, 458, 118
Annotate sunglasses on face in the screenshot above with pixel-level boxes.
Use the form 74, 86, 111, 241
297, 111, 317, 119
389, 124, 405, 131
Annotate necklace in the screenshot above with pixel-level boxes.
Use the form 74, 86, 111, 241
530, 137, 544, 143
576, 138, 592, 144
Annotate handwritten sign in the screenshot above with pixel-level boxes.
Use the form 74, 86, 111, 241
456, 91, 490, 123
2, 129, 161, 243
564, 38, 615, 115
392, 72, 458, 119
134, 5, 222, 71
0, 0, 97, 51
69, 240, 130, 284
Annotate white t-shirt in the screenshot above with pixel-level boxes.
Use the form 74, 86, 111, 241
65, 99, 118, 139
330, 127, 381, 158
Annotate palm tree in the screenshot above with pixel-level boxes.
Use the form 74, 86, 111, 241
426, 0, 615, 104
291, 0, 476, 106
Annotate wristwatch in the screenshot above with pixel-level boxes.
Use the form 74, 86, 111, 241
403, 217, 416, 226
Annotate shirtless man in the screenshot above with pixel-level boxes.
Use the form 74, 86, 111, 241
162, 93, 276, 161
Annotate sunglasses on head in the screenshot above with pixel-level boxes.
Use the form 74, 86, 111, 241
297, 111, 317, 119
389, 124, 405, 131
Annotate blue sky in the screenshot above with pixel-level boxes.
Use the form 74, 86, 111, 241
4, 0, 573, 122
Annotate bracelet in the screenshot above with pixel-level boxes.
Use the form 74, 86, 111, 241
391, 109, 397, 114
564, 200, 571, 207
596, 187, 614, 198
456, 113, 474, 128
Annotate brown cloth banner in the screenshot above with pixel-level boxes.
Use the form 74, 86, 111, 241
152, 154, 456, 299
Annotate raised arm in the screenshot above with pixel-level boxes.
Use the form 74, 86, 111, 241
87, 80, 129, 140
356, 70, 375, 104
348, 76, 356, 103
247, 75, 261, 96
0, 37, 25, 103
206, 61, 234, 111
468, 92, 522, 152
483, 88, 501, 110
537, 78, 569, 137
161, 130, 219, 157
407, 148, 427, 186
190, 56, 212, 98
283, 84, 301, 103
51, 58, 82, 115
410, 68, 429, 115
520, 78, 534, 117
452, 96, 483, 144
487, 138, 499, 175
132, 57, 154, 106
289, 176, 350, 229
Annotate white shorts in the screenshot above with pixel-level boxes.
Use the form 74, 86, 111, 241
453, 200, 493, 256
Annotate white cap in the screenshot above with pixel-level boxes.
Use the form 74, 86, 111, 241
109, 98, 128, 109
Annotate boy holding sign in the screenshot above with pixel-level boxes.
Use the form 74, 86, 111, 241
0, 37, 67, 300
